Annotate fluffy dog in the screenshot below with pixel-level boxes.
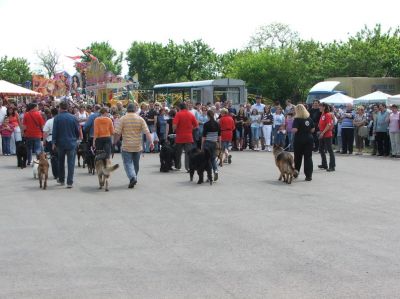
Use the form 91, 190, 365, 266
32, 159, 39, 179
272, 145, 298, 184
159, 140, 176, 172
37, 152, 49, 190
188, 148, 213, 185
85, 146, 96, 175
95, 151, 119, 192
16, 140, 28, 169
77, 141, 88, 168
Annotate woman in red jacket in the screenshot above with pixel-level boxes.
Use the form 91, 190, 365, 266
219, 108, 235, 164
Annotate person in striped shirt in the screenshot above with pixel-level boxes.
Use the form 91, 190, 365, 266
201, 110, 221, 181
114, 102, 153, 189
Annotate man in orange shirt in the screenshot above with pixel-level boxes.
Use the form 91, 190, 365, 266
23, 103, 45, 165
173, 102, 198, 171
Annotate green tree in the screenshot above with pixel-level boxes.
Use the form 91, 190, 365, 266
83, 41, 123, 75
0, 56, 31, 85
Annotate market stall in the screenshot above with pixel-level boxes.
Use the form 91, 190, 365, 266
0, 80, 41, 104
353, 90, 391, 106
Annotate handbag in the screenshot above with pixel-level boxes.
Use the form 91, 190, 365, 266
358, 126, 368, 138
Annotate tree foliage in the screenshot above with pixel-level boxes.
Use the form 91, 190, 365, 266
36, 49, 60, 78
248, 22, 300, 50
126, 39, 219, 88
0, 56, 31, 85
84, 41, 123, 75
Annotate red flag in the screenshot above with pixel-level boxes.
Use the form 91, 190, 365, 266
66, 55, 82, 60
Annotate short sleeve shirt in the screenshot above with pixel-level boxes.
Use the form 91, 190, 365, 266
173, 110, 198, 143
318, 112, 333, 138
293, 117, 315, 137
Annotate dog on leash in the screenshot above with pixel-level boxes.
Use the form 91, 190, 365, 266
33, 152, 49, 189
159, 140, 176, 172
95, 150, 119, 192
188, 148, 213, 185
85, 146, 96, 175
272, 144, 298, 184
77, 141, 88, 168
16, 140, 28, 169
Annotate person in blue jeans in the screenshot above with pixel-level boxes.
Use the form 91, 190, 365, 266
114, 103, 153, 189
52, 101, 81, 188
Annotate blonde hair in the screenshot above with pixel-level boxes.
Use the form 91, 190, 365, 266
294, 104, 310, 119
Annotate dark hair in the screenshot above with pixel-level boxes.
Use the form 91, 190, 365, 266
179, 102, 187, 110
59, 101, 68, 110
27, 103, 37, 111
100, 107, 108, 114
168, 109, 176, 117
51, 108, 58, 117
320, 102, 330, 113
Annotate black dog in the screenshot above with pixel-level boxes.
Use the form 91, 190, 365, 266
159, 140, 176, 172
16, 140, 28, 169
85, 146, 96, 175
77, 141, 88, 168
188, 148, 213, 185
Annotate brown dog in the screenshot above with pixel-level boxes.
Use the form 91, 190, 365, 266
36, 152, 49, 190
272, 145, 298, 184
95, 158, 119, 192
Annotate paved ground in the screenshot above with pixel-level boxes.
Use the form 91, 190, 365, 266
1, 150, 400, 298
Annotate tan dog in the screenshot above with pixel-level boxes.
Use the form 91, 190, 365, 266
95, 158, 119, 192
272, 145, 298, 184
36, 152, 49, 190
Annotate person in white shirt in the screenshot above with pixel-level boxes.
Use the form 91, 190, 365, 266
251, 96, 265, 114
43, 108, 59, 179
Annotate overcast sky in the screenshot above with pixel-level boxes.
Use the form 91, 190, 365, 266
1, 0, 399, 76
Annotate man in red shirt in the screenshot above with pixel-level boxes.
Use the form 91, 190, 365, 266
173, 102, 198, 171
23, 103, 45, 165
318, 103, 336, 172
219, 108, 235, 164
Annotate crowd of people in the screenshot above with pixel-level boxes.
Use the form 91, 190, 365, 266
0, 95, 399, 187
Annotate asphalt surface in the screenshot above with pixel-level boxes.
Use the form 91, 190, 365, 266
1, 150, 400, 298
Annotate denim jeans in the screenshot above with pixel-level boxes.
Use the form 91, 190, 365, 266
251, 126, 259, 142
45, 141, 58, 179
203, 141, 218, 173
1, 136, 11, 154
57, 145, 77, 185
319, 137, 336, 169
26, 137, 42, 163
121, 151, 141, 181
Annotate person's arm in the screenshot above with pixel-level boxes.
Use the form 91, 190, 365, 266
93, 119, 98, 147
143, 120, 154, 150
113, 118, 122, 145
52, 118, 58, 150
172, 113, 178, 132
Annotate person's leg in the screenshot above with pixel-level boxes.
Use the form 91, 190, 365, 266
384, 132, 391, 156
51, 144, 58, 179
348, 128, 354, 154
204, 141, 217, 173
341, 128, 349, 153
66, 146, 76, 186
293, 141, 303, 173
175, 143, 183, 169
132, 152, 141, 178
57, 147, 66, 184
184, 143, 193, 171
26, 138, 33, 163
3, 137, 11, 154
304, 140, 314, 179
319, 137, 327, 168
121, 151, 136, 181
10, 131, 16, 155
390, 132, 396, 156
395, 132, 400, 156
1, 137, 6, 155
326, 137, 335, 169
376, 132, 383, 155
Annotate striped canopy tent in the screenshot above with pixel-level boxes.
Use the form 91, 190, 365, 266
0, 80, 41, 97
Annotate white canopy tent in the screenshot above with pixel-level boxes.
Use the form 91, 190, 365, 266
353, 91, 391, 106
387, 94, 400, 106
320, 93, 354, 105
0, 80, 41, 97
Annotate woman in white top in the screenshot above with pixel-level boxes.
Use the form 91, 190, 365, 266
389, 104, 400, 157
76, 106, 88, 140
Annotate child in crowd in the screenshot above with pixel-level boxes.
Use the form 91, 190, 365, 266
275, 124, 286, 148
0, 117, 14, 156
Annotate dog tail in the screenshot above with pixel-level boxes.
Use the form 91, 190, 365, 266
103, 164, 119, 175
